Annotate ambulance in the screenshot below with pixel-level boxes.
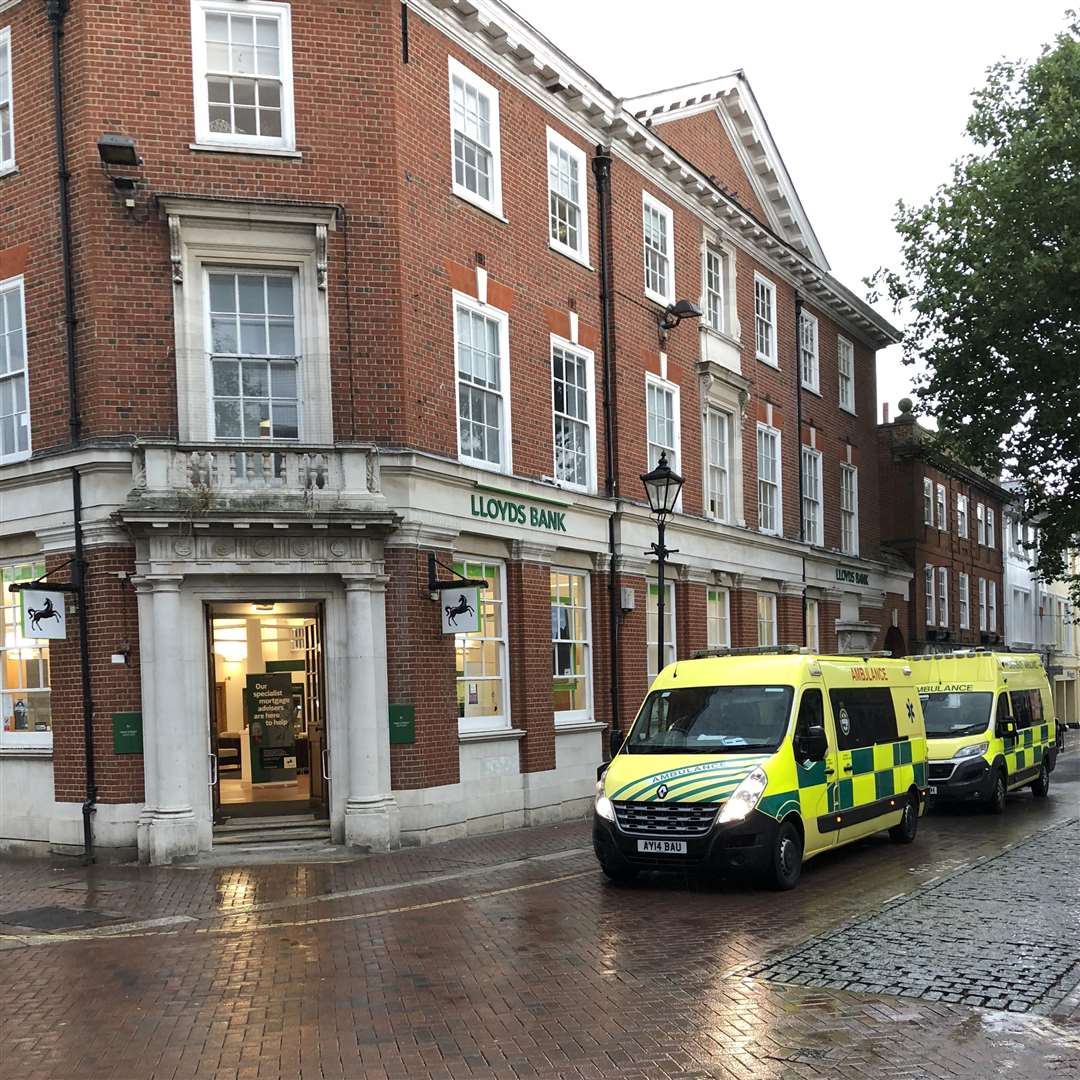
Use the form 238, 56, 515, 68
912, 650, 1057, 811
592, 650, 928, 890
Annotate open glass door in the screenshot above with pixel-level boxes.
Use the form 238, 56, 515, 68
207, 601, 328, 819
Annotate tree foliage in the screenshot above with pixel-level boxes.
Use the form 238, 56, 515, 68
869, 16, 1080, 598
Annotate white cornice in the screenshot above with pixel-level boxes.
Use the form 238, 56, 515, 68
408, 0, 898, 349
0, 1, 24, 17
157, 195, 338, 229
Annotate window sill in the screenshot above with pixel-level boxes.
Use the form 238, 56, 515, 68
0, 449, 31, 467
700, 325, 741, 349
458, 726, 525, 744
547, 241, 593, 271
451, 187, 508, 224
189, 142, 303, 159
756, 355, 779, 369
801, 383, 821, 397
554, 718, 605, 735
839, 404, 857, 416
0, 745, 53, 758
645, 289, 673, 308
460, 456, 512, 478
0, 164, 17, 180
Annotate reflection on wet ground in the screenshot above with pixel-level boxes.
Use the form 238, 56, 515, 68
0, 752, 1077, 1078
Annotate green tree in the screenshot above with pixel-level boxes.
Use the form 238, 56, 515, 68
870, 16, 1080, 598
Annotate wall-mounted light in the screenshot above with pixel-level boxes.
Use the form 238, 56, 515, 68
97, 133, 141, 168
97, 134, 144, 211
657, 299, 703, 346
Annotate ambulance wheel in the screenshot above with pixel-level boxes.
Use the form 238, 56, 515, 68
1032, 759, 1051, 798
988, 767, 1008, 814
889, 795, 919, 844
599, 858, 638, 883
762, 819, 803, 891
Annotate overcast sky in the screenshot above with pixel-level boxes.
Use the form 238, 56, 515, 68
509, 0, 1068, 419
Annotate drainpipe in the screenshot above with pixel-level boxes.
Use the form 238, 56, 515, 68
591, 147, 621, 751
47, 0, 97, 860
794, 291, 807, 646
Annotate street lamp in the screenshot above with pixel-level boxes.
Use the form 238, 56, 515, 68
641, 451, 684, 681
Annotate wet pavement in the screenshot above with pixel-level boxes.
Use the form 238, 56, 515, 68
0, 749, 1078, 1079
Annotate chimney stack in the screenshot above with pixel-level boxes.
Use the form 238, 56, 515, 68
882, 402, 890, 423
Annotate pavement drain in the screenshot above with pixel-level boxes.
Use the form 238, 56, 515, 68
741, 823, 1080, 1015
0, 905, 122, 932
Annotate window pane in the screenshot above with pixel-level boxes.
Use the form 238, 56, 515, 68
213, 360, 239, 397
243, 400, 270, 438
214, 399, 242, 437
271, 403, 298, 439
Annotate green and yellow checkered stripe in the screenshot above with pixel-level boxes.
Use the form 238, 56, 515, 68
835, 737, 926, 812
1004, 723, 1052, 778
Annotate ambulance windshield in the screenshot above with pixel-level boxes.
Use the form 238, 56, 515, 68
626, 685, 795, 754
920, 692, 993, 737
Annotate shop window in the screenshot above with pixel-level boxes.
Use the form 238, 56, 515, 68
647, 581, 675, 679
454, 560, 508, 734
551, 570, 590, 724
448, 57, 503, 216
757, 593, 777, 647
1, 562, 51, 749
805, 597, 820, 651
707, 587, 730, 650
191, 0, 294, 151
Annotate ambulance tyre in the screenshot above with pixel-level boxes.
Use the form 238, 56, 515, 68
1032, 759, 1051, 798
599, 857, 638, 883
889, 793, 919, 844
988, 766, 1008, 814
762, 818, 803, 891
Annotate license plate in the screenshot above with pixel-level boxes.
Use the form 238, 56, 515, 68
637, 839, 687, 854
928, 785, 938, 796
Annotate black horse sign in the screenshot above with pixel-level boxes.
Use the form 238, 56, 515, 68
440, 587, 480, 634
21, 590, 67, 640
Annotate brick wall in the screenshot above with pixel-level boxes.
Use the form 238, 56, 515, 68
384, 546, 459, 790
47, 547, 144, 805
506, 560, 556, 773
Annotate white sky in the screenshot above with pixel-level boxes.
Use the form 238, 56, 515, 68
509, 0, 1068, 419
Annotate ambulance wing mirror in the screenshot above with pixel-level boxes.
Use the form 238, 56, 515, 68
609, 727, 624, 758
998, 719, 1017, 739
797, 723, 828, 762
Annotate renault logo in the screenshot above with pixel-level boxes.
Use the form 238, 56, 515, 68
657, 784, 669, 800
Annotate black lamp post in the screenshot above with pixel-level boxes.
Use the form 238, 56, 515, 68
641, 451, 684, 679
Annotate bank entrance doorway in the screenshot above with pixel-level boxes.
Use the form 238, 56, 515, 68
207, 602, 329, 823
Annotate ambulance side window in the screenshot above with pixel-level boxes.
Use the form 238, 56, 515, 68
794, 688, 824, 739
828, 688, 899, 751
995, 693, 1012, 724
1009, 690, 1033, 728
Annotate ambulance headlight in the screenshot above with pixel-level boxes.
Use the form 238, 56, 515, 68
594, 779, 615, 822
954, 741, 989, 760
718, 767, 768, 823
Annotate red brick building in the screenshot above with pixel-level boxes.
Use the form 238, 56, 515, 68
0, 0, 906, 861
877, 400, 1009, 656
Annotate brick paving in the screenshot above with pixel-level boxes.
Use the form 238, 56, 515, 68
0, 751, 1077, 1079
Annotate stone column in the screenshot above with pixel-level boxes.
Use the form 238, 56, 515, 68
343, 576, 399, 851
133, 578, 157, 862
143, 576, 200, 864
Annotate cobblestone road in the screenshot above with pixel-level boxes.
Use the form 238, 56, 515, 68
0, 750, 1077, 1080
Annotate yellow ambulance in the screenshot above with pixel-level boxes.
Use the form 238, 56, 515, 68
912, 651, 1057, 812
593, 650, 928, 890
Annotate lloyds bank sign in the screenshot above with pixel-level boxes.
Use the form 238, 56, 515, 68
469, 491, 568, 533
